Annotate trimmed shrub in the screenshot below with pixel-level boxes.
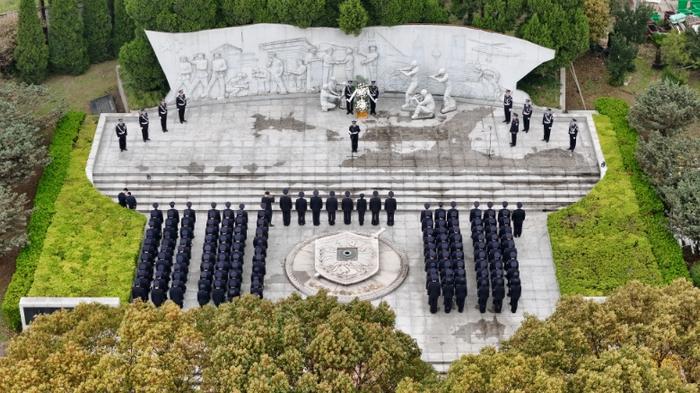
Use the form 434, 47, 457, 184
112, 0, 135, 56
338, 0, 368, 36
83, 0, 113, 63
14, 0, 48, 83
0, 186, 30, 255
548, 114, 662, 295
48, 0, 89, 74
691, 263, 700, 287
27, 117, 146, 304
0, 12, 18, 75
595, 98, 688, 282
628, 80, 700, 137
1, 112, 85, 331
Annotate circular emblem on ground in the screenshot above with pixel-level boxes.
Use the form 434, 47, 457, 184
285, 231, 408, 301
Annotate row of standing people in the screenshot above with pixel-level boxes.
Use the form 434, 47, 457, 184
132, 202, 196, 308
423, 202, 468, 314
503, 89, 580, 151
272, 189, 397, 227
469, 202, 522, 313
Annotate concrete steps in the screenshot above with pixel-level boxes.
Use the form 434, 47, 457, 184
93, 170, 599, 212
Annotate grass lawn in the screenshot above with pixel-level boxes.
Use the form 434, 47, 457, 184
0, 0, 18, 13
44, 60, 119, 112
518, 71, 560, 108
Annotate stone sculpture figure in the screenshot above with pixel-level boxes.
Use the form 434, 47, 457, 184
411, 89, 435, 120
225, 72, 250, 97
358, 45, 379, 81
342, 48, 354, 82
267, 53, 288, 94
398, 60, 419, 110
320, 83, 340, 111
252, 68, 268, 95
191, 53, 210, 99
207, 52, 228, 99
321, 48, 336, 87
430, 68, 456, 114
287, 59, 307, 92
304, 46, 321, 92
177, 56, 193, 92
328, 76, 341, 97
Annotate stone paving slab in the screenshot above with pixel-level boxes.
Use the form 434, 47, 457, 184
170, 210, 559, 371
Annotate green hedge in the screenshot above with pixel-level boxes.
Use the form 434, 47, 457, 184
1, 112, 85, 330
595, 98, 688, 282
27, 117, 145, 303
548, 114, 663, 295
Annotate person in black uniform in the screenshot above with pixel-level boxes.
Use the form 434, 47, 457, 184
126, 192, 137, 210
341, 191, 353, 225
454, 277, 467, 313
295, 191, 307, 225
176, 89, 187, 123
139, 109, 150, 142
369, 190, 381, 226
326, 191, 338, 225
384, 191, 396, 226
568, 118, 579, 151
442, 272, 455, 313
427, 273, 441, 314
522, 99, 532, 133
158, 100, 168, 132
117, 188, 128, 207
502, 89, 513, 123
492, 277, 505, 313
508, 277, 522, 313
542, 108, 553, 142
448, 201, 459, 220
344, 80, 355, 114
498, 201, 511, 223
421, 203, 432, 224
469, 201, 482, 222
310, 190, 322, 226
512, 202, 526, 238
356, 193, 367, 225
509, 113, 520, 147
131, 278, 149, 302
279, 188, 292, 226
477, 278, 489, 313
435, 202, 447, 221
348, 120, 361, 153
169, 285, 184, 308
261, 191, 275, 226
369, 80, 379, 115
115, 118, 127, 152
151, 282, 166, 307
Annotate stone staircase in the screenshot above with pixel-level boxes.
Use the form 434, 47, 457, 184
92, 169, 600, 212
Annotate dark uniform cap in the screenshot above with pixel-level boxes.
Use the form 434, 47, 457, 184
517, 202, 523, 208
389, 191, 394, 197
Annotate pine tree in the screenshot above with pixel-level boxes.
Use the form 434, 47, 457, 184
48, 0, 89, 74
83, 0, 113, 63
338, 0, 368, 36
14, 0, 49, 84
112, 0, 134, 56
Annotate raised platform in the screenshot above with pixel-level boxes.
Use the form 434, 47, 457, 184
88, 94, 602, 212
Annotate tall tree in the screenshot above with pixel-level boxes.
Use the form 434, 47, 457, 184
14, 0, 49, 83
613, 4, 653, 45
112, 0, 134, 56
83, 0, 113, 63
629, 80, 700, 137
584, 0, 611, 43
48, 0, 89, 74
606, 32, 637, 86
338, 0, 368, 36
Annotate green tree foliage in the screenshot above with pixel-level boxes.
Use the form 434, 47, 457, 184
442, 280, 700, 391
0, 12, 18, 75
318, 0, 343, 26
0, 186, 30, 256
366, 0, 448, 25
112, 0, 135, 56
449, 0, 484, 25
606, 32, 637, 86
613, 4, 653, 45
473, 0, 524, 33
338, 0, 368, 35
0, 293, 434, 391
584, 0, 611, 43
636, 132, 700, 190
661, 171, 700, 246
119, 34, 167, 92
629, 80, 700, 137
268, 0, 327, 28
83, 0, 113, 63
518, 0, 589, 73
218, 0, 267, 26
124, 0, 217, 32
48, 0, 89, 74
14, 0, 48, 84
0, 120, 48, 187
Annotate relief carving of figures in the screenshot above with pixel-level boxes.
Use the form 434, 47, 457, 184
320, 83, 340, 111
177, 56, 193, 93
398, 60, 419, 110
411, 89, 435, 120
320, 48, 336, 87
358, 45, 379, 81
190, 53, 210, 98
341, 48, 354, 81
287, 58, 307, 92
207, 52, 228, 99
304, 46, 321, 92
464, 64, 501, 100
430, 68, 456, 114
225, 72, 250, 97
252, 68, 269, 95
266, 53, 288, 94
